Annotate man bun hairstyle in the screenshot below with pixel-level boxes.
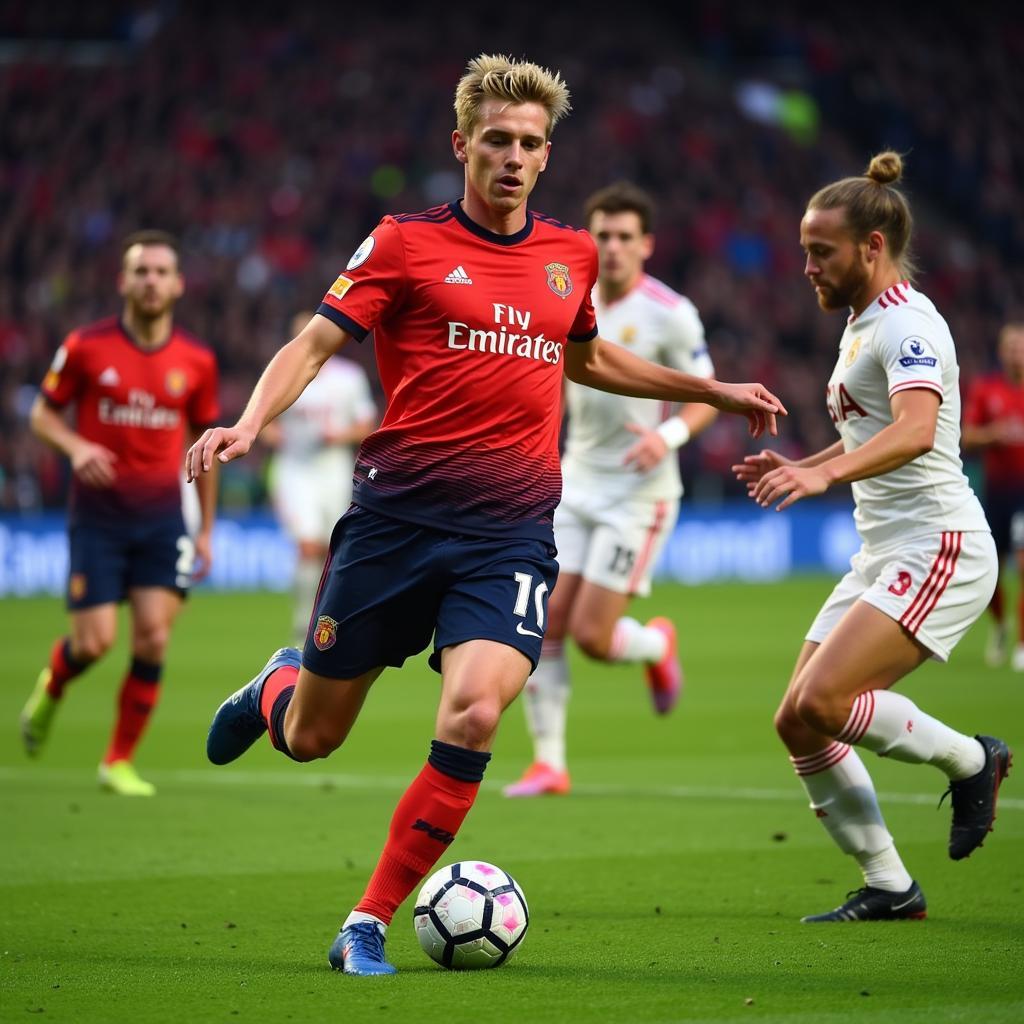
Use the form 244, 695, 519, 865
584, 181, 656, 235
808, 150, 918, 282
454, 54, 571, 139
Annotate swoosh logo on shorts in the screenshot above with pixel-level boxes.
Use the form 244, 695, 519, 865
516, 623, 542, 639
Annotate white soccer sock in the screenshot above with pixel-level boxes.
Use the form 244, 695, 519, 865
522, 642, 570, 772
343, 910, 386, 933
837, 690, 985, 780
791, 742, 913, 892
608, 617, 667, 664
293, 557, 323, 645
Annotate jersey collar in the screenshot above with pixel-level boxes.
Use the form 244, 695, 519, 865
449, 200, 535, 246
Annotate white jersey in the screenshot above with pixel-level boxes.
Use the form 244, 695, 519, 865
562, 274, 714, 502
275, 356, 376, 470
826, 281, 988, 548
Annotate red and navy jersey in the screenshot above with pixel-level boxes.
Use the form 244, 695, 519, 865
963, 372, 1024, 492
317, 201, 598, 541
41, 317, 220, 523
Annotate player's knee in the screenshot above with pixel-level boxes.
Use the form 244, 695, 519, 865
133, 624, 171, 663
445, 697, 502, 749
571, 623, 611, 661
284, 724, 342, 762
773, 698, 804, 743
74, 631, 114, 663
792, 687, 845, 737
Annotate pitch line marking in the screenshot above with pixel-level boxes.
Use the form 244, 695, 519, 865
1, 766, 1022, 811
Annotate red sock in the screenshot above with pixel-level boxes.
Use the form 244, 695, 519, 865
103, 659, 162, 765
356, 761, 483, 925
44, 637, 91, 699
259, 666, 299, 751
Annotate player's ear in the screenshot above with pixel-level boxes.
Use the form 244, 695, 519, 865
641, 233, 655, 260
865, 229, 886, 264
173, 272, 185, 300
538, 140, 551, 173
452, 129, 468, 165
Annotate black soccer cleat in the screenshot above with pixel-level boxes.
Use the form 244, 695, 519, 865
801, 881, 927, 923
944, 734, 1012, 861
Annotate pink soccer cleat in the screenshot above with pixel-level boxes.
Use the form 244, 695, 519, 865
645, 616, 683, 715
502, 762, 571, 798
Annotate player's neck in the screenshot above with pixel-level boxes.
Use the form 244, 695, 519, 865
122, 309, 173, 349
598, 270, 643, 306
461, 192, 528, 236
853, 268, 903, 317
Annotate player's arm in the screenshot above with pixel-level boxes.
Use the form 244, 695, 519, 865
752, 389, 939, 511
186, 315, 350, 480
563, 336, 786, 439
733, 440, 845, 488
29, 395, 117, 488
961, 419, 1013, 449
187, 425, 218, 580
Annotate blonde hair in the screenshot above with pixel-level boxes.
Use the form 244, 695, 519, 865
808, 151, 918, 282
454, 54, 571, 138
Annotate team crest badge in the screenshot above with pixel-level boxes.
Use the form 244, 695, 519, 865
166, 369, 187, 397
313, 615, 339, 651
621, 326, 637, 346
845, 337, 861, 367
69, 574, 87, 601
544, 262, 573, 299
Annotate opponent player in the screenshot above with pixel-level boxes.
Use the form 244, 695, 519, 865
21, 231, 220, 796
187, 54, 785, 975
735, 153, 1010, 922
505, 182, 717, 798
264, 310, 376, 644
962, 322, 1024, 670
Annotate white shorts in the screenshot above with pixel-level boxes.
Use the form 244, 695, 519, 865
806, 530, 998, 662
554, 488, 678, 597
271, 457, 352, 545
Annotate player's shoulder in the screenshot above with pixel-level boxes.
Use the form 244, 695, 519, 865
872, 283, 948, 340
636, 274, 692, 311
388, 203, 458, 229
170, 324, 217, 363
68, 316, 121, 347
531, 210, 593, 247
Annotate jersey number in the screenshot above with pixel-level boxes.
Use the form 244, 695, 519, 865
608, 545, 636, 576
175, 535, 196, 587
513, 571, 549, 638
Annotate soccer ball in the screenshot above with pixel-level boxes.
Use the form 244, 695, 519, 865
413, 861, 529, 969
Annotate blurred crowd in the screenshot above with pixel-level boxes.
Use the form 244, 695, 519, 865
2, 1, 1021, 512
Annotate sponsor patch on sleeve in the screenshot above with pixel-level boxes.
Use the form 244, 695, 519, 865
328, 274, 355, 299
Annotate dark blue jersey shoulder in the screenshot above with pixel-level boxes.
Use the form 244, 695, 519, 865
531, 211, 583, 233
392, 204, 456, 225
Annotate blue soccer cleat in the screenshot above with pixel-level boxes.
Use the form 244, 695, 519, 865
944, 734, 1012, 860
206, 647, 301, 765
328, 922, 397, 976
801, 881, 927, 922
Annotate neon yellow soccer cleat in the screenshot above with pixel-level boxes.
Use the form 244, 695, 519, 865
98, 760, 156, 797
20, 669, 59, 758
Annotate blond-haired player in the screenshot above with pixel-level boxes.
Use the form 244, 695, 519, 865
189, 54, 784, 975
736, 152, 1010, 922
506, 182, 717, 797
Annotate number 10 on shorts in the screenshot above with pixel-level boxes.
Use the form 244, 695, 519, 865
513, 571, 548, 639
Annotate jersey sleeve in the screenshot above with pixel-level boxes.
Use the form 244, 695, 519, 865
188, 349, 221, 428
663, 297, 715, 378
316, 218, 407, 342
40, 332, 84, 408
567, 234, 599, 342
872, 307, 946, 401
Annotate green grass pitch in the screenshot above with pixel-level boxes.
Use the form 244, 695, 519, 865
2, 578, 1022, 1023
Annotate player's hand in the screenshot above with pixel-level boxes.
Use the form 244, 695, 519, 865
732, 449, 793, 488
71, 440, 117, 488
192, 529, 214, 583
185, 425, 256, 481
710, 382, 787, 439
623, 422, 669, 472
752, 464, 830, 511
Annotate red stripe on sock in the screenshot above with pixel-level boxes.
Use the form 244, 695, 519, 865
355, 762, 481, 925
837, 691, 874, 745
790, 742, 851, 776
46, 638, 83, 699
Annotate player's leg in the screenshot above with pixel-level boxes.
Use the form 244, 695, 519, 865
94, 586, 183, 796
505, 499, 587, 796
1011, 511, 1024, 671
292, 538, 328, 645
984, 500, 1010, 666
503, 570, 580, 796
21, 522, 123, 757
574, 497, 681, 713
335, 639, 530, 975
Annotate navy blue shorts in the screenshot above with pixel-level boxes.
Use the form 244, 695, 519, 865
67, 513, 193, 610
984, 490, 1024, 555
302, 506, 559, 678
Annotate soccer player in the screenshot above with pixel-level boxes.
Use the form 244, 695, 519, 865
264, 310, 377, 644
962, 322, 1024, 670
504, 182, 717, 798
20, 231, 220, 796
735, 153, 1010, 922
186, 54, 785, 975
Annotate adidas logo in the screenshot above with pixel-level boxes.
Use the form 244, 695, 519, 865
444, 265, 473, 285
98, 367, 120, 386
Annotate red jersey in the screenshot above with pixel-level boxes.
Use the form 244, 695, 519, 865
963, 371, 1024, 492
317, 201, 598, 541
41, 317, 220, 523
